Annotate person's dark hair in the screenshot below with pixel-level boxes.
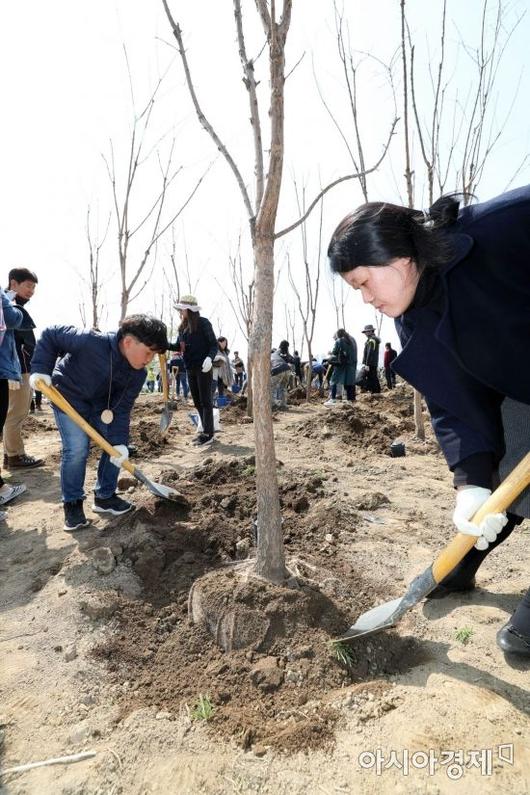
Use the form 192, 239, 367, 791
218, 336, 229, 354
294, 350, 299, 356
385, 342, 391, 348
120, 315, 168, 352
178, 310, 200, 334
328, 195, 462, 277
336, 328, 349, 340
279, 340, 290, 354
8, 267, 38, 287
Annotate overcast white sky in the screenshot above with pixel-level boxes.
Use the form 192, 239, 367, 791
1, 0, 529, 360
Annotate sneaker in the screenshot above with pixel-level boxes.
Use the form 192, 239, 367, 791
195, 434, 214, 448
4, 454, 45, 469
323, 399, 337, 407
64, 499, 90, 531
0, 483, 27, 506
92, 494, 134, 516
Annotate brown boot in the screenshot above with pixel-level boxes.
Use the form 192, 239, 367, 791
4, 454, 45, 469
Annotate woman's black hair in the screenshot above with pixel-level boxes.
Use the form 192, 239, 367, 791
328, 195, 462, 276
218, 336, 229, 354
279, 340, 290, 354
335, 328, 349, 340
178, 310, 200, 334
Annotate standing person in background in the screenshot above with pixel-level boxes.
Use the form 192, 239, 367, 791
324, 329, 357, 406
145, 365, 156, 393
3, 268, 44, 469
169, 295, 218, 448
0, 288, 30, 516
212, 336, 234, 398
327, 185, 530, 658
292, 350, 303, 385
384, 342, 398, 389
270, 340, 294, 409
232, 351, 246, 389
169, 351, 189, 399
361, 324, 381, 393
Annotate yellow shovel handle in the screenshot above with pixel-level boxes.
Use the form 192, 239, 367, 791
433, 450, 530, 582
159, 353, 169, 402
37, 380, 136, 478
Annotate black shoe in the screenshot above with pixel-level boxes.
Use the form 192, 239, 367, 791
64, 499, 90, 531
194, 434, 214, 448
496, 623, 530, 657
4, 454, 45, 469
92, 494, 134, 516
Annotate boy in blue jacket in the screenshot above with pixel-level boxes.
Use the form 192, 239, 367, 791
30, 315, 168, 531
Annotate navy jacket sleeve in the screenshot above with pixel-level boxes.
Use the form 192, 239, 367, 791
31, 326, 89, 375
425, 395, 500, 477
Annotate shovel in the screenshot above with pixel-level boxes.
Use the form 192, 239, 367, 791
37, 380, 186, 504
340, 450, 530, 641
159, 353, 178, 433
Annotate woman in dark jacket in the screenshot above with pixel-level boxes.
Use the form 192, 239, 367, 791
171, 295, 218, 447
328, 185, 530, 658
324, 329, 357, 406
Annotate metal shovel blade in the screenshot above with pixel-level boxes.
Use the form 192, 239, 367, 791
159, 407, 173, 433
132, 466, 187, 504
337, 566, 436, 642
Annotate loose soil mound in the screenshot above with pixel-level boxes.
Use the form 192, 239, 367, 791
93, 450, 426, 753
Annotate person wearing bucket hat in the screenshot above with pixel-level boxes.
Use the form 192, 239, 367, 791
328, 185, 530, 658
169, 295, 218, 448
360, 324, 381, 393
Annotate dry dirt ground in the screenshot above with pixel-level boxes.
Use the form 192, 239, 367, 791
1, 388, 528, 794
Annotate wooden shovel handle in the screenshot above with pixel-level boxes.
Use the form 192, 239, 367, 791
159, 353, 169, 402
432, 450, 530, 582
37, 380, 136, 478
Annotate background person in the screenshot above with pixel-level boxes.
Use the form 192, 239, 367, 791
328, 185, 530, 658
169, 295, 218, 447
384, 342, 398, 389
324, 329, 357, 406
360, 324, 381, 393
0, 288, 30, 514
3, 268, 44, 469
212, 336, 234, 398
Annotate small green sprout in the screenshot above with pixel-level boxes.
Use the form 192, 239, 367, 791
330, 640, 355, 668
455, 627, 474, 645
191, 694, 214, 720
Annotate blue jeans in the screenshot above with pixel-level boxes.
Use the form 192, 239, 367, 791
53, 408, 121, 502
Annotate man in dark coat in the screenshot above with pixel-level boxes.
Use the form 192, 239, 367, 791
361, 324, 381, 393
3, 268, 44, 469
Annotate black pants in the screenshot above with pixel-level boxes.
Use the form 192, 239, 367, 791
0, 379, 9, 487
187, 367, 214, 438
450, 514, 530, 634
366, 365, 381, 393
235, 372, 244, 388
385, 366, 396, 389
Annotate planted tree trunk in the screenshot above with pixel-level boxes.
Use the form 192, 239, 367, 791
251, 233, 287, 583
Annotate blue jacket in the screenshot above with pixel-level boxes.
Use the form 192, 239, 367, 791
393, 185, 530, 471
31, 326, 146, 443
0, 290, 33, 381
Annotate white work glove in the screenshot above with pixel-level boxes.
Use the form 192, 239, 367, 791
453, 486, 508, 550
29, 373, 52, 390
202, 356, 213, 373
110, 444, 129, 469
